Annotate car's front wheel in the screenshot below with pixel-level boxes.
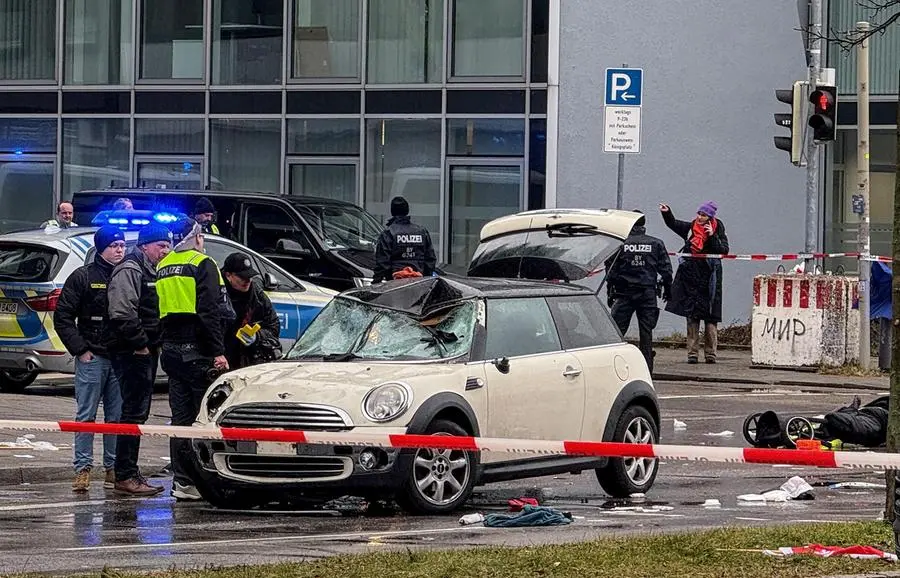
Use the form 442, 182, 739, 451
596, 405, 659, 497
396, 419, 477, 515
0, 369, 38, 393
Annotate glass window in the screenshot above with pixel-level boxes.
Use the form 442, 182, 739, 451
365, 119, 441, 248
447, 119, 525, 156
62, 119, 131, 200
0, 119, 57, 154
136, 162, 203, 190
213, 0, 284, 85
452, 0, 524, 77
367, 0, 443, 84
448, 164, 521, 265
65, 0, 133, 85
529, 119, 546, 210
289, 164, 357, 204
0, 161, 55, 233
547, 296, 621, 349
287, 119, 360, 155
136, 119, 204, 154
0, 243, 62, 282
210, 119, 281, 192
485, 298, 561, 359
140, 0, 204, 80
292, 0, 360, 79
295, 202, 382, 250
0, 0, 56, 81
256, 257, 302, 291
245, 204, 314, 254
530, 0, 548, 83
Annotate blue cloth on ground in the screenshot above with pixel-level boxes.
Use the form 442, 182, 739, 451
483, 505, 572, 528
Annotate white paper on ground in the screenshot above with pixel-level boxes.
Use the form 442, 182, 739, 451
780, 476, 814, 499
703, 499, 722, 508
673, 419, 687, 431
738, 490, 790, 503
705, 430, 735, 437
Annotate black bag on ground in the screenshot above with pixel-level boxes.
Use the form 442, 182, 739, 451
822, 396, 889, 447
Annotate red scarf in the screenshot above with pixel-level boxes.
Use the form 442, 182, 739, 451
690, 219, 717, 254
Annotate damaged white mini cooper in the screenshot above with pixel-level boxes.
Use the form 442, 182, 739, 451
189, 210, 660, 514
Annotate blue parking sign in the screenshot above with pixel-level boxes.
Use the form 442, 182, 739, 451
605, 68, 643, 106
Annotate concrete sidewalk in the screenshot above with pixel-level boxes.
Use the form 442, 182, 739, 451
0, 390, 171, 486
652, 346, 888, 391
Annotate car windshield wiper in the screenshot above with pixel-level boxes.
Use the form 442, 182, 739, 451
322, 352, 361, 362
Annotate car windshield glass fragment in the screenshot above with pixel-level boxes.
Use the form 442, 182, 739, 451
296, 204, 382, 251
287, 298, 476, 361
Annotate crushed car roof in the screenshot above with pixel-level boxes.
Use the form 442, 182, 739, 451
340, 276, 593, 319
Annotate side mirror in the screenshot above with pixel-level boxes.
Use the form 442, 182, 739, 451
276, 238, 312, 257
492, 357, 510, 374
262, 272, 279, 291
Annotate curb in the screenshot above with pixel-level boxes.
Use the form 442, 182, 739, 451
652, 372, 888, 392
0, 464, 168, 486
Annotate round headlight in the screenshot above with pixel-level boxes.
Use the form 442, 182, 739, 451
206, 382, 233, 419
363, 382, 412, 423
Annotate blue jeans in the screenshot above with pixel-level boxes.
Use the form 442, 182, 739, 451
73, 355, 123, 473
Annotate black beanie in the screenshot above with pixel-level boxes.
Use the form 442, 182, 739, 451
390, 196, 409, 217
194, 197, 215, 215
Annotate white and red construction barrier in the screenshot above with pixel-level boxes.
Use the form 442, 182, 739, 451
668, 251, 893, 263
1, 419, 899, 470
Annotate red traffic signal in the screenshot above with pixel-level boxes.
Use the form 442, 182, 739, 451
808, 86, 837, 142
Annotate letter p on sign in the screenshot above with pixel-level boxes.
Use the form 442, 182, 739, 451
604, 68, 643, 106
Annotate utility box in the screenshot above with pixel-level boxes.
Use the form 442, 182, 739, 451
751, 274, 860, 367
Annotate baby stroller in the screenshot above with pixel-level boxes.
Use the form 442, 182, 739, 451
743, 395, 888, 449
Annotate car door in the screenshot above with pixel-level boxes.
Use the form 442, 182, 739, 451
481, 297, 585, 448
547, 295, 626, 441
239, 202, 323, 283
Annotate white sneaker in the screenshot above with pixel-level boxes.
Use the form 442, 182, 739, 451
171, 481, 202, 501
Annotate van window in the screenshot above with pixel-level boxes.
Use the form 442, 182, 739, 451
245, 205, 314, 255
0, 243, 62, 283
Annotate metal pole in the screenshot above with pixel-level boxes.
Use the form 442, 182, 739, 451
616, 154, 624, 209
805, 0, 822, 262
858, 21, 871, 369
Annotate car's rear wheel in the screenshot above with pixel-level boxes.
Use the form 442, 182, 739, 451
0, 369, 38, 393
396, 419, 477, 515
596, 405, 659, 497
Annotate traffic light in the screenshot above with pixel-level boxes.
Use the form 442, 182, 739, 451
808, 85, 837, 142
774, 81, 803, 166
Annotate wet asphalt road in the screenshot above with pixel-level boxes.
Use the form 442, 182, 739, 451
0, 381, 892, 574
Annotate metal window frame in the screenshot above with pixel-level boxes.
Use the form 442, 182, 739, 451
287, 0, 364, 84
447, 0, 528, 83
284, 156, 360, 200
133, 154, 205, 188
135, 0, 207, 84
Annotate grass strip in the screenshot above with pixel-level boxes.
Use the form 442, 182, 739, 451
12, 522, 899, 578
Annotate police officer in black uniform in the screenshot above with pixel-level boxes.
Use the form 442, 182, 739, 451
606, 211, 673, 373
373, 196, 437, 282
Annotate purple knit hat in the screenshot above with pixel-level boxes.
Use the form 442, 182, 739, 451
697, 201, 718, 218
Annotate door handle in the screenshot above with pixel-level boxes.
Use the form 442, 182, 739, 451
562, 366, 582, 378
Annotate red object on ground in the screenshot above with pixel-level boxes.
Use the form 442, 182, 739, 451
508, 497, 539, 512
764, 544, 898, 562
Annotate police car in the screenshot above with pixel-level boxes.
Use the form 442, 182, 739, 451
0, 211, 335, 392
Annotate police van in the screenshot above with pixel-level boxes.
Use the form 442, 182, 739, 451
0, 210, 334, 392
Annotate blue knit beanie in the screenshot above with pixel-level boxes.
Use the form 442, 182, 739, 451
94, 226, 124, 252
138, 223, 173, 246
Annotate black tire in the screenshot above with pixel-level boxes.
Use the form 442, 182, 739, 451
0, 369, 38, 393
596, 405, 660, 497
743, 413, 762, 447
184, 446, 271, 510
396, 419, 478, 515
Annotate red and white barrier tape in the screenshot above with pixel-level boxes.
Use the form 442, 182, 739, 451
668, 251, 893, 263
0, 419, 896, 470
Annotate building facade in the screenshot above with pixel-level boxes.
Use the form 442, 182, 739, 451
1, 0, 853, 331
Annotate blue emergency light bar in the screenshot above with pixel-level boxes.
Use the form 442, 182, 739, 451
92, 210, 186, 229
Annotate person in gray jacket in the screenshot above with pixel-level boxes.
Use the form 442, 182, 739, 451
107, 224, 172, 496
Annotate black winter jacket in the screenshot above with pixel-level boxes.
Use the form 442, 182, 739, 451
159, 253, 231, 358
224, 278, 281, 369
106, 250, 161, 353
661, 210, 729, 323
373, 216, 437, 282
606, 225, 673, 296
54, 254, 117, 358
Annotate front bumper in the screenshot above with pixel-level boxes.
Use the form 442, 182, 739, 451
192, 436, 410, 494
0, 348, 73, 374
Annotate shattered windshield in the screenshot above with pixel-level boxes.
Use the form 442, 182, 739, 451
286, 298, 477, 362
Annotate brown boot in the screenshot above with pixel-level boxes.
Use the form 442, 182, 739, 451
114, 477, 164, 497
104, 469, 116, 489
72, 469, 91, 493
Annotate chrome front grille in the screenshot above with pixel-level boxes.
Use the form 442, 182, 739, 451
218, 403, 352, 431
224, 455, 350, 480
